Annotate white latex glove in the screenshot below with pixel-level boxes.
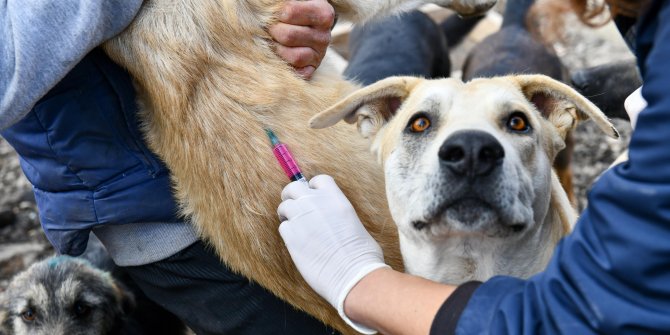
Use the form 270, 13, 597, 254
624, 86, 647, 129
278, 175, 389, 334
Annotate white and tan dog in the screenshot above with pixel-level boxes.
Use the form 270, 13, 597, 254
102, 0, 495, 333
311, 75, 619, 284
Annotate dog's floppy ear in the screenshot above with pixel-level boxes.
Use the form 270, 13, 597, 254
310, 76, 422, 138
509, 74, 620, 140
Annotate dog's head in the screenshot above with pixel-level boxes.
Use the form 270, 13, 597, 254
311, 75, 618, 242
0, 256, 134, 335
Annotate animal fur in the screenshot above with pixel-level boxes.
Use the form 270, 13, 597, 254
102, 0, 496, 333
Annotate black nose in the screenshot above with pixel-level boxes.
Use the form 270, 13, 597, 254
439, 130, 505, 177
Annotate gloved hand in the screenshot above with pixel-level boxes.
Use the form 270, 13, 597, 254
624, 86, 647, 129
278, 175, 388, 334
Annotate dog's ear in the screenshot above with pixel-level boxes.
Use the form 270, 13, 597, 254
509, 74, 620, 140
310, 76, 422, 138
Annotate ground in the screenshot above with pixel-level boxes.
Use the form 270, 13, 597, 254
0, 2, 633, 290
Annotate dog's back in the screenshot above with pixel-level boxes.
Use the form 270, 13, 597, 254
0, 256, 133, 335
102, 1, 401, 333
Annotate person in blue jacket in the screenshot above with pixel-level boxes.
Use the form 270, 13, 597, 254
277, 0, 670, 334
0, 1, 339, 334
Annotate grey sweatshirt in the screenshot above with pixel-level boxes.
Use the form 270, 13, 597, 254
0, 0, 141, 129
1, 1, 199, 266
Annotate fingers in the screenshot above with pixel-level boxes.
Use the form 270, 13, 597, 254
270, 0, 335, 79
281, 180, 311, 201
269, 22, 332, 48
273, 43, 320, 71
278, 0, 336, 30
309, 174, 340, 191
277, 199, 300, 221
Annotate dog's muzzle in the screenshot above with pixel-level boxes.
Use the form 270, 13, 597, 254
439, 130, 504, 179
410, 130, 526, 235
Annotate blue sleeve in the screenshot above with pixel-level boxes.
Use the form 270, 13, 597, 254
456, 1, 670, 333
0, 0, 143, 130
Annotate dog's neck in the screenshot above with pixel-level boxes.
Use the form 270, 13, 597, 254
399, 231, 551, 284
400, 175, 574, 285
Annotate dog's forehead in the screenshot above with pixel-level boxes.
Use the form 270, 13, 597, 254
403, 78, 531, 120
405, 78, 462, 109
454, 79, 530, 116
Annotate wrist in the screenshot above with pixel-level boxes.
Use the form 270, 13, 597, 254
343, 267, 397, 323
343, 268, 458, 335
336, 263, 390, 334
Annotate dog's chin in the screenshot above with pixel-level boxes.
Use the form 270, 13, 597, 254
413, 198, 527, 237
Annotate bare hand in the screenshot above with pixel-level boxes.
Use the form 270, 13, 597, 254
269, 0, 335, 80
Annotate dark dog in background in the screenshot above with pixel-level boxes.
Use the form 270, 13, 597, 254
571, 59, 642, 120
449, 0, 578, 204
0, 236, 186, 335
0, 256, 135, 335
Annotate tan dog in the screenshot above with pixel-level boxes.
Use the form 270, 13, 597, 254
101, 0, 495, 333
311, 75, 619, 284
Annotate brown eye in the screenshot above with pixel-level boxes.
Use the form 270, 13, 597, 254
21, 308, 36, 322
507, 112, 530, 132
409, 116, 431, 133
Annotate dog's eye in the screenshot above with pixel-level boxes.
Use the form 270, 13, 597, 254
73, 302, 91, 318
507, 112, 530, 133
21, 308, 36, 322
408, 115, 431, 133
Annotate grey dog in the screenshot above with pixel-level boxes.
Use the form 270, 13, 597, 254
0, 255, 135, 335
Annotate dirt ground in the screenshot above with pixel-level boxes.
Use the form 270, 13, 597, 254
0, 3, 634, 290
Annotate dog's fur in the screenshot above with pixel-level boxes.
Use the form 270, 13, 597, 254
101, 0, 495, 332
0, 256, 134, 335
311, 75, 619, 283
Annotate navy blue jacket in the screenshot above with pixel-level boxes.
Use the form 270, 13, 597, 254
1, 49, 181, 256
441, 0, 670, 333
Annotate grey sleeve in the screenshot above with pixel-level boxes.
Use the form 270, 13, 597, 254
0, 0, 143, 130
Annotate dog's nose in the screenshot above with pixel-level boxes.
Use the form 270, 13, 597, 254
439, 130, 504, 177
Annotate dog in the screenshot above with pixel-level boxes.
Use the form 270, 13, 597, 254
101, 0, 496, 333
0, 256, 135, 335
310, 74, 619, 283
0, 236, 187, 335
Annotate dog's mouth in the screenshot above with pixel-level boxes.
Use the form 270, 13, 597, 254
412, 197, 527, 235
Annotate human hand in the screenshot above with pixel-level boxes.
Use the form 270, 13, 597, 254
278, 175, 388, 334
269, 0, 335, 79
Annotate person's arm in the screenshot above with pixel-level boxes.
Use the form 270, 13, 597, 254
0, 0, 144, 130
278, 175, 461, 334
344, 268, 456, 335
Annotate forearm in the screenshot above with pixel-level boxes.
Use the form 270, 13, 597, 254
344, 268, 456, 335
0, 0, 142, 129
